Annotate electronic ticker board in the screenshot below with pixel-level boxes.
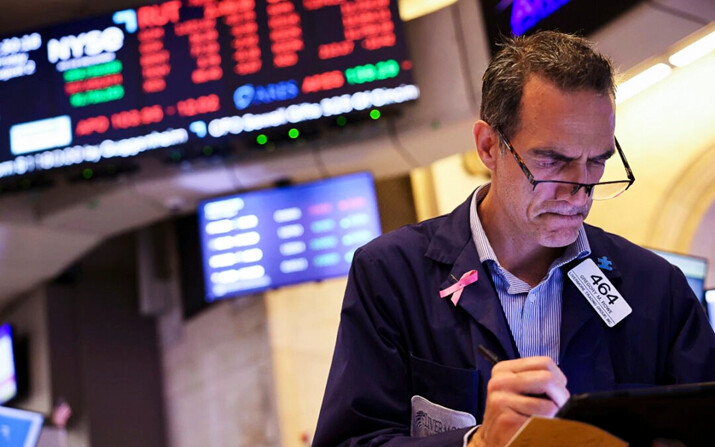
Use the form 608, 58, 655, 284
0, 0, 419, 179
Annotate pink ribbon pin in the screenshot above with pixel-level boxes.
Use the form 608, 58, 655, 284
439, 270, 479, 306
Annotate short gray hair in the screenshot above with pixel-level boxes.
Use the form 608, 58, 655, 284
480, 31, 615, 139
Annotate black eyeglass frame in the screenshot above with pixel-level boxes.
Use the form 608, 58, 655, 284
494, 128, 636, 199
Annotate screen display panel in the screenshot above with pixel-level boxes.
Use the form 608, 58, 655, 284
0, 323, 18, 405
651, 249, 707, 301
0, 405, 44, 447
198, 171, 381, 300
479, 0, 642, 53
0, 0, 418, 179
705, 289, 715, 332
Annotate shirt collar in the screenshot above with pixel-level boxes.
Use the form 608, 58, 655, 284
469, 183, 591, 282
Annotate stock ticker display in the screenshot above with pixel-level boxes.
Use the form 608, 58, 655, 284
0, 0, 419, 179
198, 172, 381, 299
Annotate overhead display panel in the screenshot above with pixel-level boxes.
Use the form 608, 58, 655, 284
198, 171, 381, 300
0, 323, 18, 405
0, 0, 419, 179
479, 0, 643, 53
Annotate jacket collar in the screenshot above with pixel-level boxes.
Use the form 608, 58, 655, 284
425, 194, 474, 265
582, 225, 622, 281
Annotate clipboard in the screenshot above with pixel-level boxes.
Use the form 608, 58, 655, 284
555, 381, 715, 447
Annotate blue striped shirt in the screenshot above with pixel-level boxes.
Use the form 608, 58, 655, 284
469, 184, 590, 364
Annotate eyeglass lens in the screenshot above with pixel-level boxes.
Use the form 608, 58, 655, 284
534, 181, 630, 200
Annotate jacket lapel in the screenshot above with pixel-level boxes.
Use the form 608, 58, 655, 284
559, 260, 599, 361
559, 226, 622, 392
449, 241, 518, 360
560, 225, 623, 359
426, 193, 517, 361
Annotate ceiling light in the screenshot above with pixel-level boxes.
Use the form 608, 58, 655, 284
669, 30, 715, 67
616, 63, 672, 105
399, 0, 458, 21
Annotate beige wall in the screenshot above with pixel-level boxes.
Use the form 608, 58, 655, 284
161, 296, 281, 447
264, 278, 346, 447
589, 51, 715, 250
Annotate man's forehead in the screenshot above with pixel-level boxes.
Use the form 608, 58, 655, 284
521, 75, 615, 108
515, 76, 616, 138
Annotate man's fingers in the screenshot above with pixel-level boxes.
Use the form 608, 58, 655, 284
492, 356, 568, 386
489, 391, 562, 418
474, 356, 572, 447
489, 368, 570, 407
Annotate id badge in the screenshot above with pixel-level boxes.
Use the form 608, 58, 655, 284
568, 258, 632, 327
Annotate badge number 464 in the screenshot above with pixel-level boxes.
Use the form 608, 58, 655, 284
568, 258, 632, 327
591, 274, 620, 305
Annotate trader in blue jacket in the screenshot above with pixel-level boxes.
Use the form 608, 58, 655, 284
313, 31, 715, 447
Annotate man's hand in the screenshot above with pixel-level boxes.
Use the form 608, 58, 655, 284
469, 356, 570, 447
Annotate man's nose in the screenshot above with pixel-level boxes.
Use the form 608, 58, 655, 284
566, 160, 592, 184
554, 182, 591, 206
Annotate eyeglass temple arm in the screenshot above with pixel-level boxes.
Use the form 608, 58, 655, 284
495, 128, 536, 183
614, 138, 636, 182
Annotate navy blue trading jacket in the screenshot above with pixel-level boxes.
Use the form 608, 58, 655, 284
313, 194, 715, 446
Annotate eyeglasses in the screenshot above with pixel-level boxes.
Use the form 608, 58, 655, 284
494, 128, 635, 200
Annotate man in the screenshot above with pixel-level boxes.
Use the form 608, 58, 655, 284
312, 31, 715, 447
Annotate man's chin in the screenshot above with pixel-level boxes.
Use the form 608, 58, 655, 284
537, 220, 583, 247
539, 232, 580, 248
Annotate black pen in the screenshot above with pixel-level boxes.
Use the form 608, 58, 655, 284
477, 344, 501, 366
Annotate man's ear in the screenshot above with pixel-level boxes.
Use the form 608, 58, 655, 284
473, 120, 500, 170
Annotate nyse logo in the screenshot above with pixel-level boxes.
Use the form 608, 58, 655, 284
47, 26, 125, 63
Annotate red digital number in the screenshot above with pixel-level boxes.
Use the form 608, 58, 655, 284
191, 67, 223, 84
143, 78, 166, 93
176, 94, 220, 117
75, 116, 110, 136
302, 70, 344, 93
110, 105, 165, 130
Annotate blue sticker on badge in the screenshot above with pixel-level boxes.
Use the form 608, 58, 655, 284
597, 256, 613, 271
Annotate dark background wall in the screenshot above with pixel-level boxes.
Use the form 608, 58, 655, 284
46, 233, 168, 447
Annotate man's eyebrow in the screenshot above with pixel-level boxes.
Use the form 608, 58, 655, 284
530, 147, 616, 161
591, 147, 616, 161
530, 148, 576, 161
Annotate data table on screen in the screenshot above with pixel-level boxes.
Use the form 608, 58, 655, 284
198, 172, 381, 300
0, 0, 419, 178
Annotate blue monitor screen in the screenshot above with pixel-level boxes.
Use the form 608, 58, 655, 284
0, 405, 44, 447
651, 249, 707, 301
0, 323, 18, 405
479, 0, 642, 53
198, 172, 381, 301
706, 290, 715, 331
